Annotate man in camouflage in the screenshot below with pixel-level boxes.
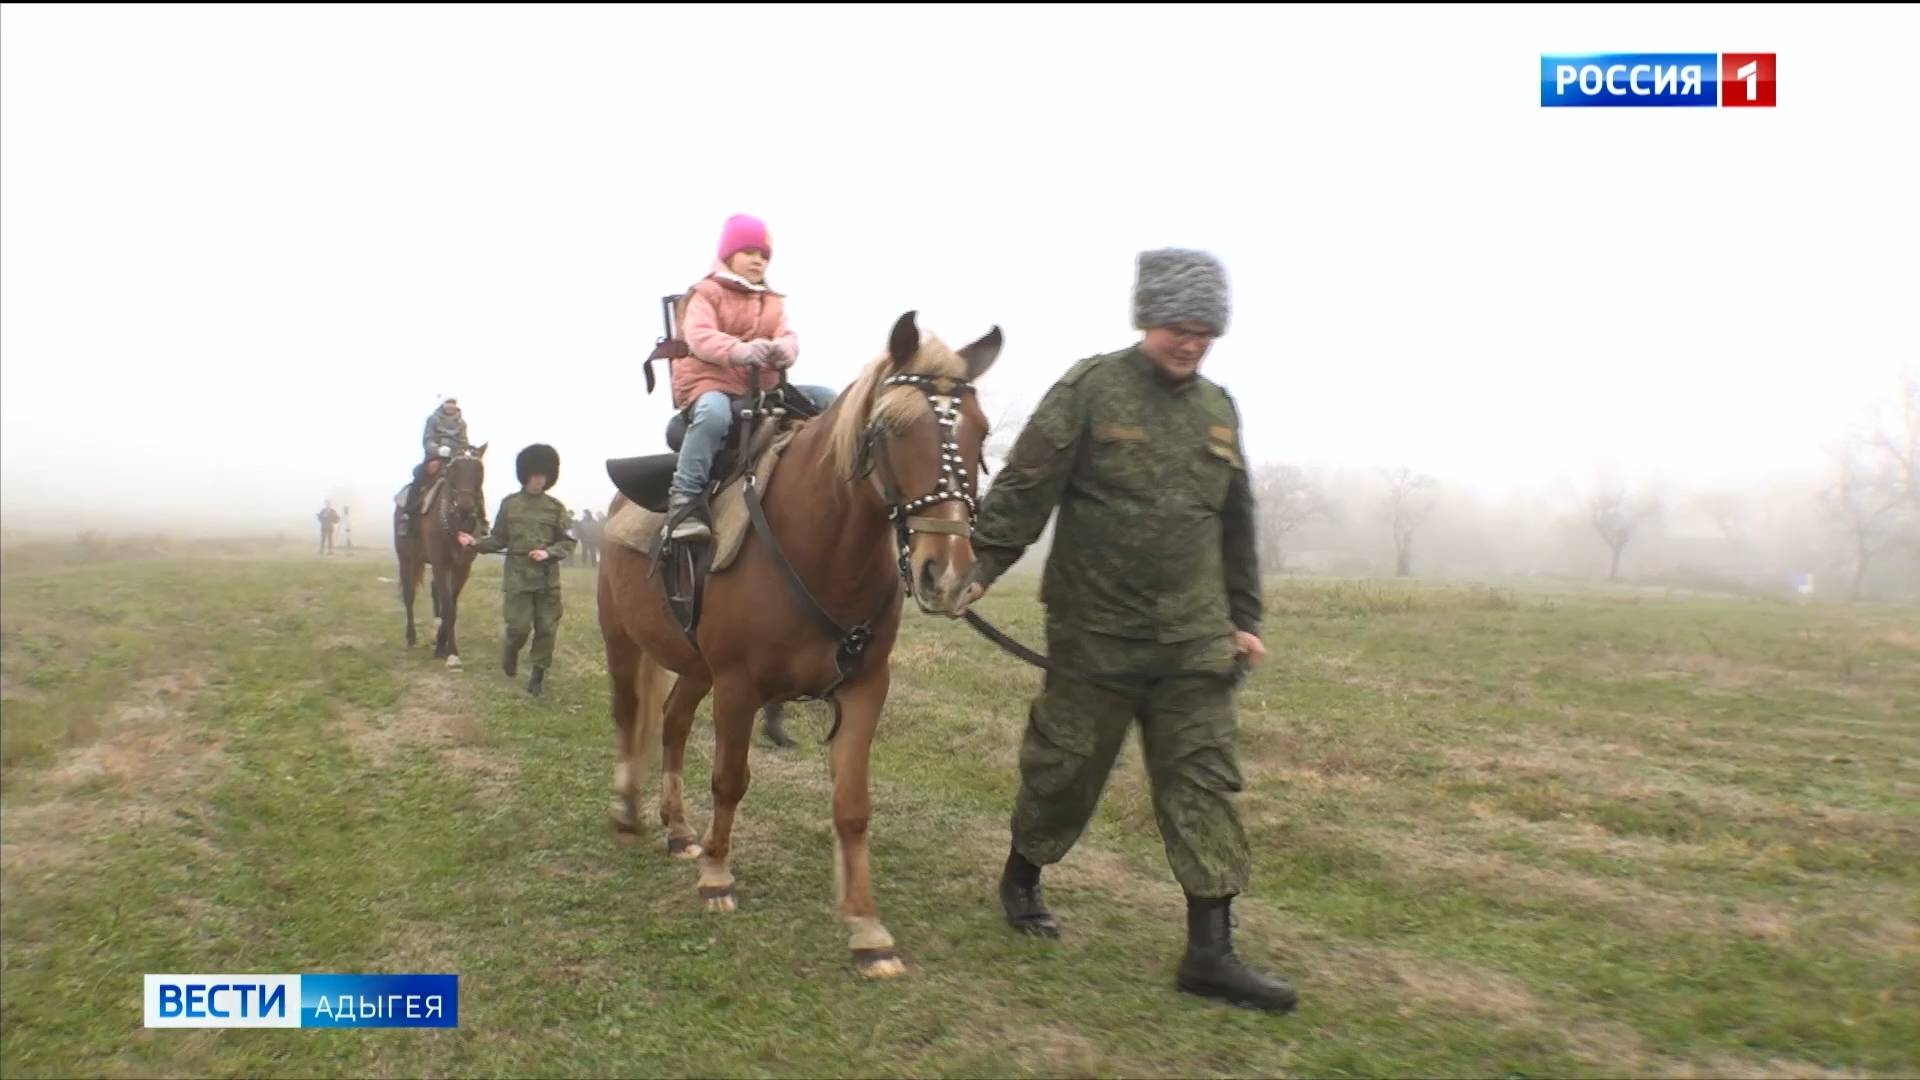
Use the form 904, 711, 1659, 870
458, 443, 575, 698
962, 248, 1295, 1012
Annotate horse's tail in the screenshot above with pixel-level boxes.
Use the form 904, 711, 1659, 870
630, 650, 669, 783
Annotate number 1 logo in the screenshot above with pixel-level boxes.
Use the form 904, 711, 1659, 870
1721, 53, 1776, 107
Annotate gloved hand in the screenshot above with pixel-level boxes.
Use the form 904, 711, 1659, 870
729, 340, 776, 366
767, 339, 796, 370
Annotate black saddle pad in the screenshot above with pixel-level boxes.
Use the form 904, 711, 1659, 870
606, 449, 738, 513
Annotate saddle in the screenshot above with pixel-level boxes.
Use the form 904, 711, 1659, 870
604, 383, 819, 639
605, 383, 822, 514
603, 425, 798, 571
393, 476, 445, 515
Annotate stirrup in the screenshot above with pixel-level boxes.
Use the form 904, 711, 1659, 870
669, 515, 712, 542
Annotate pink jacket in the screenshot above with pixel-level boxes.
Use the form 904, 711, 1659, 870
672, 265, 798, 408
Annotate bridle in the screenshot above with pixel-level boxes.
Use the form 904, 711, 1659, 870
438, 454, 485, 535
739, 369, 984, 710
860, 373, 980, 585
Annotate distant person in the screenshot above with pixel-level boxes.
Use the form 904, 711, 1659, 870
459, 444, 575, 698
576, 510, 598, 567
961, 248, 1293, 1012
317, 500, 341, 555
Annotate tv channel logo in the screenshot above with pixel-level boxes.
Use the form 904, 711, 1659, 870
144, 974, 458, 1029
1540, 54, 1775, 107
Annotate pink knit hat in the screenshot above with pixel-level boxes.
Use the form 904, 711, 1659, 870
717, 214, 772, 263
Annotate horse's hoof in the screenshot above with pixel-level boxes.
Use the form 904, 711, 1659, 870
667, 836, 703, 860
853, 949, 907, 979
699, 885, 736, 913
446, 655, 462, 670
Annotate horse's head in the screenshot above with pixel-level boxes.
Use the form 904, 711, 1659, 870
444, 443, 488, 532
832, 312, 1002, 615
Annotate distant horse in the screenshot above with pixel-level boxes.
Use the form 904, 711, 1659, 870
395, 445, 488, 667
598, 313, 1000, 978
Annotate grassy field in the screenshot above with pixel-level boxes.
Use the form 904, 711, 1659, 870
1, 547, 1915, 1078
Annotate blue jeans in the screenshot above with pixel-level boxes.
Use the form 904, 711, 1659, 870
670, 385, 836, 498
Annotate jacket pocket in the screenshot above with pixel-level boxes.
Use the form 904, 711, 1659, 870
1197, 440, 1243, 510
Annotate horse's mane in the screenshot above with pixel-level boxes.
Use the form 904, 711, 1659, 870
826, 335, 969, 481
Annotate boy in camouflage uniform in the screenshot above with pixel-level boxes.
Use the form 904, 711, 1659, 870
458, 443, 575, 698
963, 249, 1295, 1012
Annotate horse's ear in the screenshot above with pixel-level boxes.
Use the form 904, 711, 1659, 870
888, 311, 919, 370
476, 443, 489, 458
959, 325, 1003, 381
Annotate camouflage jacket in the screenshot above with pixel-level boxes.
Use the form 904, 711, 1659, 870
423, 410, 470, 459
473, 491, 576, 592
972, 347, 1262, 643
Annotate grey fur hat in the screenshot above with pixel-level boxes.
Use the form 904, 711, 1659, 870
1133, 248, 1230, 336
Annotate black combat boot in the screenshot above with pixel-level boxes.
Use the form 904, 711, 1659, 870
501, 640, 519, 678
998, 847, 1060, 939
1176, 894, 1297, 1012
526, 667, 545, 698
760, 703, 796, 748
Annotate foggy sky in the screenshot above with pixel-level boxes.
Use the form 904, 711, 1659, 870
3, 3, 1915, 537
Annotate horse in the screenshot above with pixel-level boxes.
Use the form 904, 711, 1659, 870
395, 445, 488, 667
597, 312, 1001, 978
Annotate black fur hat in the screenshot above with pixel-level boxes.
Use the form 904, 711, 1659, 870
516, 443, 559, 487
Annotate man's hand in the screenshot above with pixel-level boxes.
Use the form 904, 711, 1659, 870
529, 549, 550, 562
455, 532, 476, 548
1233, 630, 1267, 669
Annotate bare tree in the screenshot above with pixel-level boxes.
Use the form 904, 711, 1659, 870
1870, 374, 1918, 510
1589, 484, 1661, 582
1252, 463, 1332, 572
1825, 438, 1904, 602
981, 401, 1029, 474
1694, 490, 1748, 542
1381, 468, 1436, 577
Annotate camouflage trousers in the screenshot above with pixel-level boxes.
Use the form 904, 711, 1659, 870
503, 587, 563, 671
1011, 623, 1250, 899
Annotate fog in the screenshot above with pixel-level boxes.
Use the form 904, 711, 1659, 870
3, 5, 1916, 595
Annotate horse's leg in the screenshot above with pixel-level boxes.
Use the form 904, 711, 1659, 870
696, 677, 757, 914
660, 671, 712, 859
431, 562, 452, 659
400, 552, 419, 648
443, 559, 470, 665
604, 630, 659, 835
830, 669, 905, 978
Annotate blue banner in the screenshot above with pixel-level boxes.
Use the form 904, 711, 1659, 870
300, 974, 458, 1028
1541, 54, 1719, 107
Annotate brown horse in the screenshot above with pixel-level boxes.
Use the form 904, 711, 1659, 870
395, 445, 488, 667
598, 312, 1001, 977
